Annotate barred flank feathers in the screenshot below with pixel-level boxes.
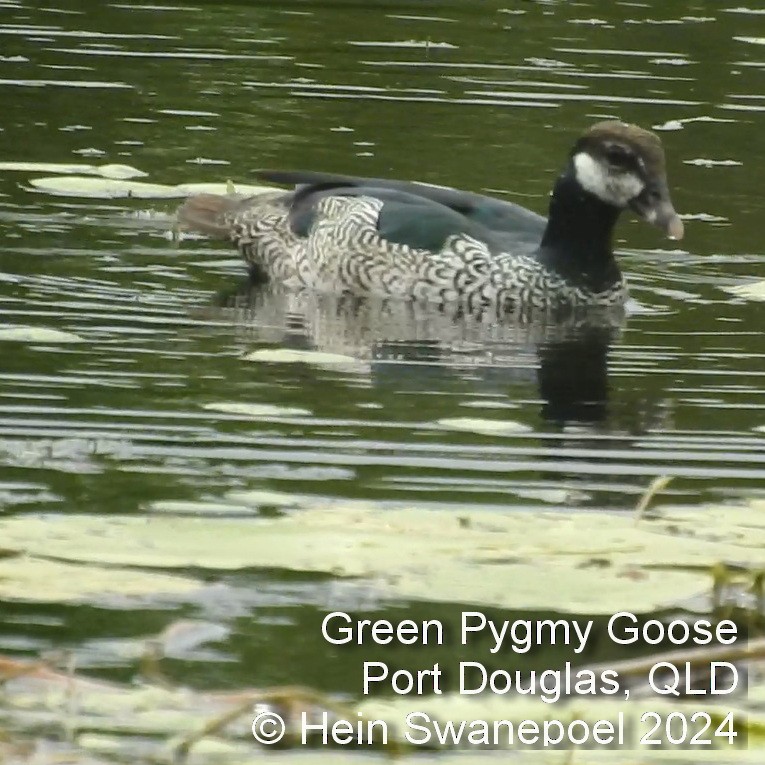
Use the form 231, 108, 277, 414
175, 193, 241, 238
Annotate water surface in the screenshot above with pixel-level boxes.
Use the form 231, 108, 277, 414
0, 0, 764, 726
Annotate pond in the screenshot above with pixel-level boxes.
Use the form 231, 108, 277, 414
0, 0, 763, 762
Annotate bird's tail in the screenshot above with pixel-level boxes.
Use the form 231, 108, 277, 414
175, 186, 287, 240
175, 193, 241, 238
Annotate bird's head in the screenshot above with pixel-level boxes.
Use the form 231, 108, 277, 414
571, 120, 684, 240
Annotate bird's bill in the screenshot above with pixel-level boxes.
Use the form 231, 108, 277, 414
629, 182, 684, 241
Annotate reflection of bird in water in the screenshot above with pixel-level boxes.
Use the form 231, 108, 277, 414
177, 121, 683, 312
199, 283, 675, 507
206, 281, 636, 428
537, 326, 611, 425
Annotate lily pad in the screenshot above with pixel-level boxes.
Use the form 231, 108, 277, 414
0, 325, 85, 343
0, 161, 147, 178
28, 176, 180, 199
0, 555, 199, 603
26, 176, 287, 200
0, 499, 763, 613
437, 417, 533, 436
202, 401, 311, 418
242, 348, 358, 365
242, 348, 362, 368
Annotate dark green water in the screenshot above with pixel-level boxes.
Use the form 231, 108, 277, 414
0, 0, 764, 705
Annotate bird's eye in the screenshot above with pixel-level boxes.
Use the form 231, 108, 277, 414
605, 144, 634, 166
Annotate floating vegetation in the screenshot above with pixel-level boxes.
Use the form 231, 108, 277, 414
0, 554, 199, 603
202, 401, 312, 418
242, 347, 363, 369
0, 161, 147, 178
24, 175, 281, 199
0, 325, 85, 344
28, 176, 181, 199
0, 498, 763, 613
436, 417, 533, 436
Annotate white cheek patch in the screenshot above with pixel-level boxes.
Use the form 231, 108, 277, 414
573, 152, 644, 207
573, 152, 609, 200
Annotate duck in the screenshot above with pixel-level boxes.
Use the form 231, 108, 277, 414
176, 120, 683, 313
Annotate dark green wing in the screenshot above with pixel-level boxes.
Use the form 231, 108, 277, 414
260, 171, 546, 254
285, 183, 506, 254
258, 170, 546, 250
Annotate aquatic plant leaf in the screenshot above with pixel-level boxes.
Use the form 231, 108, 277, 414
242, 348, 364, 371
23, 174, 282, 199
1, 499, 763, 613
202, 401, 312, 417
0, 556, 199, 602
437, 416, 533, 435
0, 161, 147, 178
28, 176, 181, 199
242, 348, 358, 364
0, 325, 85, 343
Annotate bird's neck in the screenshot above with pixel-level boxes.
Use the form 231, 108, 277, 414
538, 164, 623, 293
